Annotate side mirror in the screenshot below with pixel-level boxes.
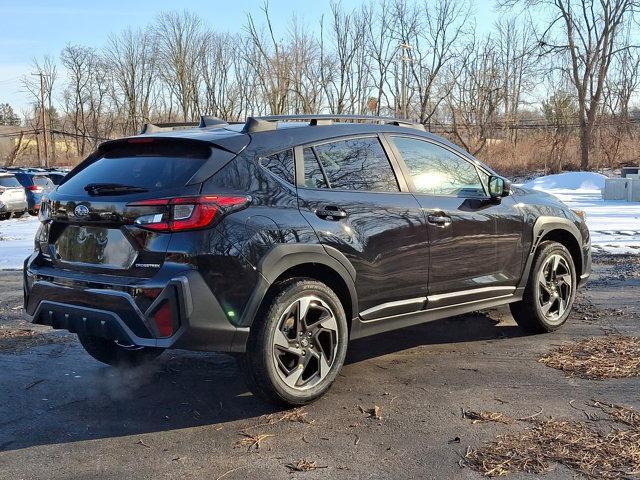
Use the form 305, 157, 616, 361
488, 175, 510, 199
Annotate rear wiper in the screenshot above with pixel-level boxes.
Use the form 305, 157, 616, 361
84, 183, 149, 196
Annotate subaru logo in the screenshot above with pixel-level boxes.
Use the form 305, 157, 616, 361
74, 205, 89, 217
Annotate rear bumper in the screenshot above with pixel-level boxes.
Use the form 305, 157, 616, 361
0, 197, 28, 213
23, 259, 249, 352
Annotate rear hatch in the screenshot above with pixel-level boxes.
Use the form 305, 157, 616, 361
39, 137, 242, 277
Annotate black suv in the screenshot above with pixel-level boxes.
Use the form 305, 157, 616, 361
24, 115, 591, 405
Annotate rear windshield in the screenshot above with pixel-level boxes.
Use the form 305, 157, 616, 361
57, 142, 211, 196
0, 176, 21, 188
34, 176, 53, 187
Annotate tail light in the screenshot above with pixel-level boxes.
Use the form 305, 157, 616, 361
128, 195, 250, 232
151, 301, 174, 337
28, 185, 43, 193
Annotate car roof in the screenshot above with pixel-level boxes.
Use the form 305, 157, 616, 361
126, 121, 475, 159
100, 115, 491, 173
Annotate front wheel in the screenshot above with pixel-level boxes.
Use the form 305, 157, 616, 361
77, 333, 164, 367
243, 279, 348, 406
510, 241, 577, 333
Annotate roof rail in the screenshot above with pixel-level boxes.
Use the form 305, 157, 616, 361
241, 114, 426, 133
140, 116, 228, 135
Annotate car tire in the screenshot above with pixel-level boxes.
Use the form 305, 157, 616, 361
28, 209, 38, 216
243, 279, 349, 406
77, 333, 164, 367
13, 210, 26, 218
0, 213, 9, 221
510, 241, 577, 333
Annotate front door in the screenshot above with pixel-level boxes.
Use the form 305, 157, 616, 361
295, 135, 429, 318
386, 135, 523, 306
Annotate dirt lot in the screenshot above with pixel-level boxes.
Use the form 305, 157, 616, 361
0, 256, 639, 479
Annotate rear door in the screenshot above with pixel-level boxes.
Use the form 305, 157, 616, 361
386, 135, 523, 305
295, 135, 429, 318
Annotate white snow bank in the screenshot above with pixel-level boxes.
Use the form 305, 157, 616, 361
523, 171, 607, 191
0, 216, 39, 269
522, 172, 640, 255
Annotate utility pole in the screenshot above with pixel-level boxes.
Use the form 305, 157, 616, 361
31, 72, 49, 167
399, 43, 412, 119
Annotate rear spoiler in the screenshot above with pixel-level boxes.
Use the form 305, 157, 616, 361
99, 132, 249, 156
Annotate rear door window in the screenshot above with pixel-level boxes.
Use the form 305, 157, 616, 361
57, 141, 211, 195
34, 176, 53, 188
303, 148, 328, 189
260, 149, 295, 186
0, 176, 21, 188
311, 137, 399, 192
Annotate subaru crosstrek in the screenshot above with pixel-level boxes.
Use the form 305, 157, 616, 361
24, 115, 591, 405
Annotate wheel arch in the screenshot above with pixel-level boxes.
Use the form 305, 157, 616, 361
518, 217, 584, 288
238, 244, 358, 330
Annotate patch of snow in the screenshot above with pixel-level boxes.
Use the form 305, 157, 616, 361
523, 171, 607, 191
0, 216, 40, 270
523, 172, 640, 255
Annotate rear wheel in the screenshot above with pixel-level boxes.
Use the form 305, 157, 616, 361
0, 213, 9, 220
243, 279, 348, 406
28, 209, 38, 216
510, 241, 576, 333
77, 333, 164, 367
12, 210, 26, 218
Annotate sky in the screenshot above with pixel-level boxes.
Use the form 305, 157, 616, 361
0, 0, 498, 114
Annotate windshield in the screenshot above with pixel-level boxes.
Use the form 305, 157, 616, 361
57, 142, 211, 196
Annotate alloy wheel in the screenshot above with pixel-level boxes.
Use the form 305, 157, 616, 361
537, 254, 572, 324
272, 296, 339, 390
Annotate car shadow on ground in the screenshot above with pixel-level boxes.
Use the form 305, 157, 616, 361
0, 310, 526, 453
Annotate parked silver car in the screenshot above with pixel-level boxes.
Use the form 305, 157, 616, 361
0, 173, 28, 219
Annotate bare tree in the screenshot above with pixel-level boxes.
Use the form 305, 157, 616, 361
154, 10, 207, 121
244, 3, 293, 115
396, 0, 471, 125
447, 35, 501, 155
505, 0, 640, 169
495, 17, 537, 144
105, 27, 158, 135
320, 2, 367, 113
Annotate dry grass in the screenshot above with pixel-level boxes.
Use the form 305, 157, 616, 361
474, 130, 640, 178
234, 431, 275, 451
463, 410, 513, 425
0, 328, 66, 353
285, 459, 327, 472
539, 336, 640, 380
264, 407, 313, 425
465, 403, 640, 478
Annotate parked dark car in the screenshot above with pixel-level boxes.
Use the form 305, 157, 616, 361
14, 171, 55, 214
0, 173, 28, 219
24, 115, 591, 405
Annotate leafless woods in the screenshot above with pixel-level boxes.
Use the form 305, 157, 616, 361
8, 0, 640, 174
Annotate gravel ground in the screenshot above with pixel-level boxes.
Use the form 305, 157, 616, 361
0, 255, 638, 479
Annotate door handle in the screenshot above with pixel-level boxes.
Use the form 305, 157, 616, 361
316, 206, 347, 220
427, 214, 452, 227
